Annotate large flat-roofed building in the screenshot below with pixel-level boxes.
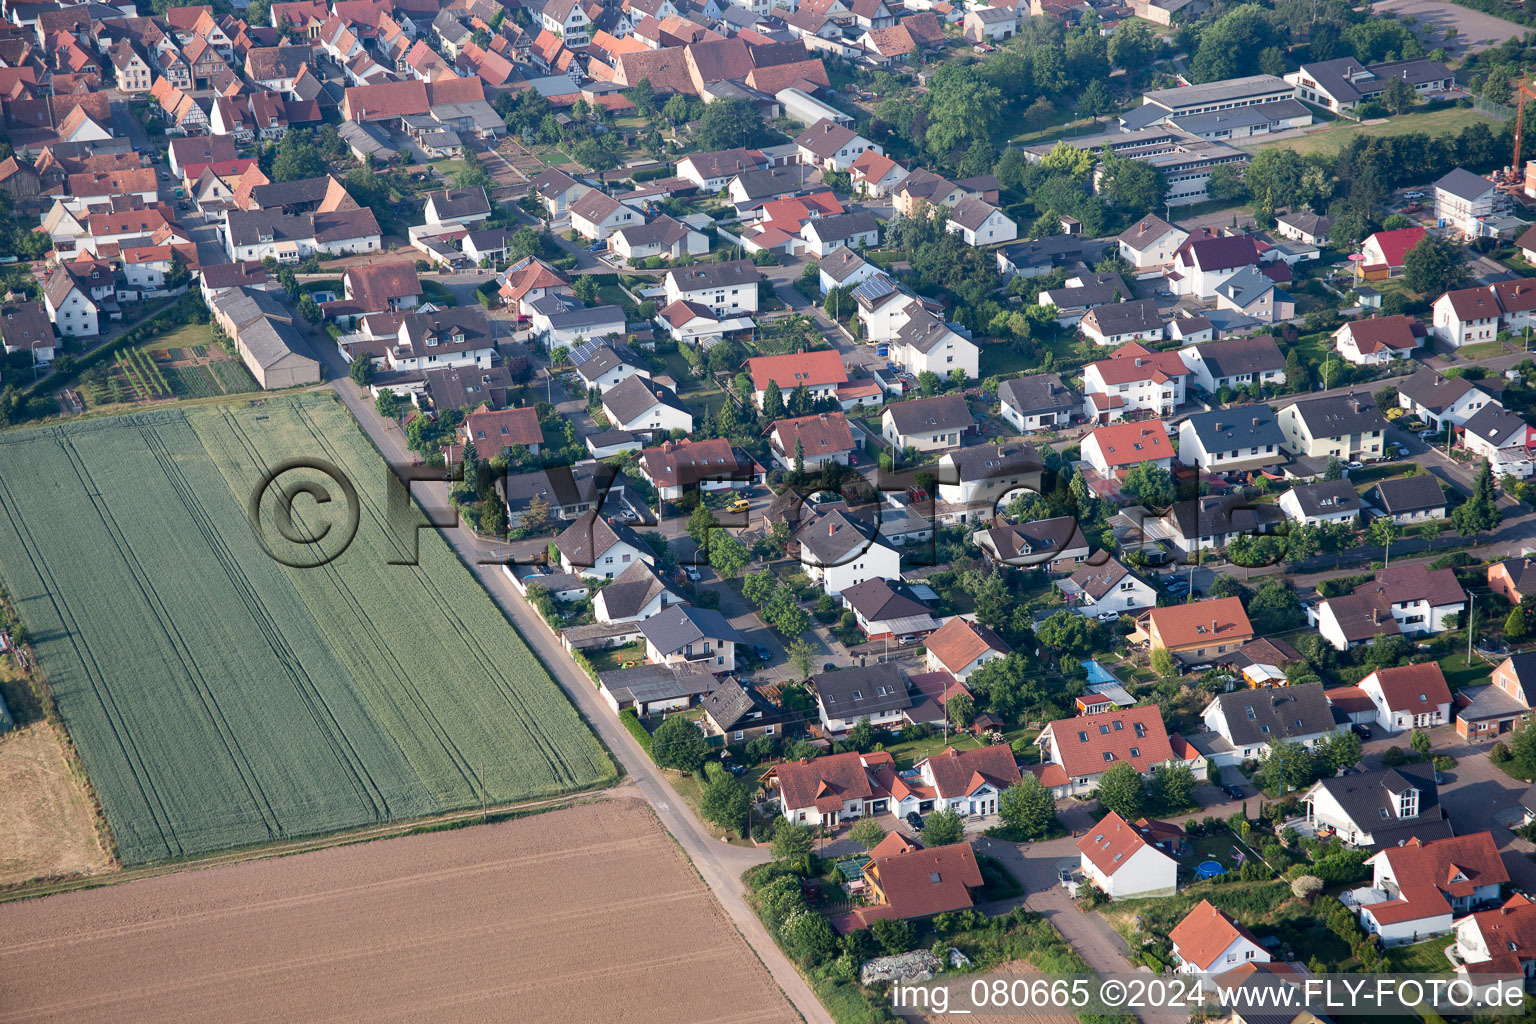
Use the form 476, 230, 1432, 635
1137, 74, 1297, 118
1020, 126, 1248, 206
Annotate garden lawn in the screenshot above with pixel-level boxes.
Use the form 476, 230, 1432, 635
1455, 340, 1506, 359
1241, 108, 1500, 158
978, 342, 1037, 378
880, 729, 983, 770
0, 394, 615, 864
1439, 651, 1496, 691
1388, 936, 1456, 973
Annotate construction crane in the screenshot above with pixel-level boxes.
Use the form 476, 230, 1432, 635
1512, 76, 1536, 179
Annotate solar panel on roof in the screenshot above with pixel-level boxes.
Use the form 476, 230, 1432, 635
853, 276, 894, 303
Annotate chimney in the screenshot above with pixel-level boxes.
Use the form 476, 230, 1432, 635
1214, 421, 1224, 431
1211, 619, 1218, 632
1252, 417, 1259, 426
1373, 607, 1381, 625
828, 521, 837, 536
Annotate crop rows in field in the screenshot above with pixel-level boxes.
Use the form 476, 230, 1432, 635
167, 363, 220, 399
209, 358, 258, 394
0, 395, 614, 863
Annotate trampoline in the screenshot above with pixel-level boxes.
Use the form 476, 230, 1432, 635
1195, 861, 1226, 880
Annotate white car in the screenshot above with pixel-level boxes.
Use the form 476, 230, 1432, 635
1401, 190, 1425, 199
1096, 611, 1121, 622
1419, 429, 1439, 440
1347, 460, 1364, 470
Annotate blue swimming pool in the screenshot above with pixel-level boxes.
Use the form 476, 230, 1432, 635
1081, 660, 1116, 686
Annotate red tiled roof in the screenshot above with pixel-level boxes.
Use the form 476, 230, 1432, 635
1170, 899, 1264, 972
1365, 227, 1426, 268
1087, 421, 1171, 468
1077, 810, 1162, 876
1087, 342, 1188, 386
1323, 685, 1375, 716
924, 617, 1009, 674
463, 405, 541, 458
1145, 596, 1252, 651
773, 750, 893, 811
1341, 314, 1418, 354
1362, 662, 1452, 713
1041, 705, 1175, 778
1459, 895, 1536, 967
863, 841, 982, 921
748, 348, 847, 392
1442, 285, 1501, 322
919, 745, 1019, 799
770, 411, 855, 456
1364, 833, 1508, 926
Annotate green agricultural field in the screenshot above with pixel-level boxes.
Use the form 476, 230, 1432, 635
0, 394, 614, 864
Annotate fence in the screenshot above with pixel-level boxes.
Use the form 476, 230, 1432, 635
1473, 97, 1515, 122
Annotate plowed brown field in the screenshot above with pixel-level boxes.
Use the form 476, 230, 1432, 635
0, 797, 798, 1024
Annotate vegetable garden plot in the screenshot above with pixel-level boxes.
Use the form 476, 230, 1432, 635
0, 395, 614, 864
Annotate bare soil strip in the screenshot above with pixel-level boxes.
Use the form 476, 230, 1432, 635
0, 797, 799, 1024
0, 722, 112, 887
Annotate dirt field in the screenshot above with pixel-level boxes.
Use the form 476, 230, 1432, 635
922, 961, 1080, 1024
0, 722, 112, 888
1375, 0, 1527, 55
0, 797, 798, 1024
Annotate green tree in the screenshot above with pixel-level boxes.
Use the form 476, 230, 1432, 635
662, 93, 692, 125
948, 692, 975, 731
297, 293, 322, 323
761, 379, 784, 420
1410, 728, 1432, 755
870, 917, 916, 956
1149, 762, 1196, 813
1324, 456, 1344, 481
1107, 18, 1155, 71
1368, 516, 1401, 558
849, 817, 886, 850
164, 254, 191, 291
918, 370, 939, 396
782, 909, 837, 968
1034, 609, 1091, 655
998, 775, 1058, 839
1247, 579, 1304, 633
1120, 461, 1175, 508
573, 274, 599, 305
1095, 760, 1145, 820
348, 354, 375, 387
1151, 646, 1176, 680
847, 716, 876, 752
921, 807, 965, 846
787, 638, 817, 680
1452, 460, 1502, 540
1507, 604, 1529, 643
651, 714, 709, 772
626, 77, 657, 116
1080, 78, 1113, 117
743, 569, 776, 607
1317, 730, 1363, 776
1403, 233, 1471, 295
708, 530, 751, 578
1259, 738, 1314, 797
771, 821, 816, 865
375, 390, 401, 420
696, 97, 770, 150
1382, 75, 1418, 115
700, 763, 750, 834
687, 501, 717, 549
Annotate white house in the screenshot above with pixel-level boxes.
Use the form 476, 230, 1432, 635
1199, 683, 1344, 765
1308, 564, 1467, 651
1461, 403, 1535, 465
881, 393, 972, 453
800, 211, 881, 258
769, 411, 857, 471
998, 373, 1077, 432
591, 559, 680, 623
796, 508, 901, 597
600, 375, 694, 436
639, 604, 741, 673
1079, 300, 1165, 348
922, 616, 1009, 681
1354, 833, 1507, 946
1176, 334, 1285, 394
1274, 211, 1334, 246
573, 343, 649, 394
1433, 167, 1499, 239
1357, 662, 1454, 734
1169, 235, 1263, 299
895, 746, 1021, 820
540, 0, 592, 46
1277, 479, 1363, 525
569, 189, 640, 241
1061, 559, 1157, 619
1397, 366, 1496, 430
794, 118, 880, 172
1170, 900, 1271, 974
935, 443, 1042, 510
1452, 896, 1536, 982
813, 665, 913, 736
1077, 811, 1179, 900
0, 302, 56, 364
1433, 286, 1502, 348
1081, 343, 1189, 422
1033, 704, 1199, 799
609, 215, 709, 263
676, 148, 769, 192
1302, 763, 1448, 849
663, 259, 759, 316
1334, 315, 1420, 366
42, 265, 104, 337
890, 309, 978, 380
817, 246, 881, 296
1081, 420, 1174, 478
770, 750, 895, 826
944, 197, 1017, 247
554, 509, 654, 579
1176, 405, 1285, 474
1117, 214, 1188, 269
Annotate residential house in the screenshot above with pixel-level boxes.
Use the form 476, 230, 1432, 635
335, 261, 421, 321
1308, 563, 1467, 651
1278, 479, 1363, 525
573, 343, 649, 396
1454, 653, 1536, 742
1275, 211, 1335, 246
541, 0, 592, 47
596, 662, 718, 717
1302, 763, 1449, 848
1489, 561, 1536, 607
934, 443, 1043, 516
663, 259, 759, 315
381, 308, 496, 372
1081, 342, 1189, 423
1213, 265, 1293, 324
0, 301, 56, 364
529, 167, 591, 224
609, 215, 709, 263
462, 405, 542, 459
850, 840, 985, 929
944, 197, 1017, 247
1177, 405, 1285, 475
1287, 56, 1453, 112
1357, 662, 1453, 734
890, 310, 978, 381
676, 147, 769, 191
640, 604, 741, 673
1461, 402, 1535, 468
1434, 167, 1499, 239
769, 410, 857, 471
554, 508, 654, 578
962, 6, 1017, 42
818, 246, 881, 295
1077, 811, 1179, 900
923, 616, 1010, 681
498, 257, 573, 317
1176, 334, 1286, 395
1170, 900, 1271, 974
1170, 235, 1264, 298
1117, 214, 1189, 269
848, 148, 908, 198
813, 664, 912, 735
1355, 227, 1425, 281
839, 578, 939, 642
593, 560, 682, 624
569, 189, 641, 241
422, 187, 491, 227
998, 373, 1077, 432
1362, 475, 1448, 524
638, 437, 759, 500
1452, 893, 1536, 983
796, 507, 901, 596
750, 349, 847, 408
1276, 393, 1388, 462
1138, 596, 1254, 664
1143, 494, 1284, 556
601, 375, 693, 436
896, 746, 1021, 820
1397, 366, 1497, 430
795, 118, 880, 172
1061, 558, 1158, 620
881, 394, 972, 452
43, 260, 110, 337
1079, 300, 1166, 348
1334, 315, 1421, 366
1034, 704, 1194, 798
1081, 420, 1174, 479
972, 518, 1089, 575
1036, 272, 1131, 326
1433, 285, 1503, 348
769, 749, 897, 825
701, 678, 787, 744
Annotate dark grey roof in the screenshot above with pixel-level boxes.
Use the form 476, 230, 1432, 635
682, 147, 765, 179
547, 303, 625, 332
574, 342, 642, 380
813, 665, 912, 718
602, 374, 689, 424
425, 186, 491, 220
1283, 393, 1389, 438
666, 258, 758, 293
884, 394, 972, 435
731, 165, 809, 201
503, 461, 615, 515
997, 235, 1109, 273
896, 311, 966, 353
1040, 272, 1129, 309
599, 661, 720, 705
1307, 763, 1447, 848
1169, 495, 1284, 540
1188, 334, 1284, 379
977, 517, 1087, 566
1396, 366, 1484, 414
1183, 404, 1286, 451
598, 560, 677, 619
530, 167, 581, 199
839, 577, 930, 621
944, 442, 1042, 484
796, 507, 891, 565
1462, 401, 1528, 447
554, 508, 648, 564
1276, 210, 1334, 237
1067, 558, 1142, 599
1169, 99, 1309, 136
818, 246, 870, 283
588, 428, 640, 449
1435, 167, 1495, 203
247, 175, 335, 209
225, 209, 315, 246
1366, 474, 1447, 515
1285, 479, 1362, 519
639, 603, 745, 652
947, 196, 1001, 232
998, 373, 1076, 417
1211, 682, 1338, 746
701, 677, 785, 732
805, 210, 879, 241
1083, 298, 1163, 336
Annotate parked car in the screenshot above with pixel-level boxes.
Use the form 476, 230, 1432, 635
897, 634, 919, 646
685, 566, 701, 581
754, 644, 772, 663
586, 241, 607, 252
905, 812, 925, 832
1096, 611, 1121, 622
1419, 429, 1439, 440
1402, 190, 1425, 199
1224, 784, 1245, 799
726, 498, 750, 514
1346, 461, 1364, 470
1165, 579, 1191, 594
618, 508, 639, 521
1351, 723, 1371, 740
823, 663, 836, 672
